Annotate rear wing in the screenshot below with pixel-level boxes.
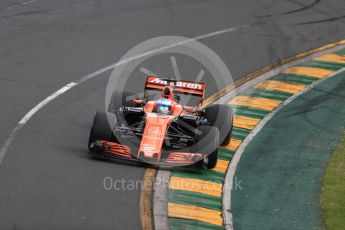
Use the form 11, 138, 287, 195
145, 76, 206, 98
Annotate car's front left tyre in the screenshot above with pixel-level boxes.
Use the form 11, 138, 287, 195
88, 111, 115, 158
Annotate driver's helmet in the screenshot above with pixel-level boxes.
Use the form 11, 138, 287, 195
157, 98, 172, 115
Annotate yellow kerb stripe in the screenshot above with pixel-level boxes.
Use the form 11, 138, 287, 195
212, 159, 230, 173
169, 176, 222, 197
223, 138, 242, 151
283, 66, 333, 78
229, 95, 281, 111
314, 54, 345, 64
255, 80, 306, 94
168, 203, 223, 226
233, 116, 260, 130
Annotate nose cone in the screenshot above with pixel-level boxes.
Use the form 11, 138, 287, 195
138, 113, 174, 163
142, 144, 156, 158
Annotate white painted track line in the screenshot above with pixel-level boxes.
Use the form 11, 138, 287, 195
0, 0, 41, 12
0, 26, 242, 165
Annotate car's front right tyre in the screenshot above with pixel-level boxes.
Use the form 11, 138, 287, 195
193, 126, 219, 169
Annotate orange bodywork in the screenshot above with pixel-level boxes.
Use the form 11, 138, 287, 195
96, 139, 204, 166
137, 79, 195, 162
137, 113, 174, 161
92, 76, 208, 166
99, 140, 132, 158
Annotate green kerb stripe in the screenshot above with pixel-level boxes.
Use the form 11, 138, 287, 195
301, 61, 345, 71
272, 73, 319, 85
232, 105, 270, 119
335, 48, 345, 56
169, 218, 224, 230
242, 88, 293, 101
231, 127, 250, 141
171, 169, 225, 183
169, 189, 222, 211
218, 147, 235, 160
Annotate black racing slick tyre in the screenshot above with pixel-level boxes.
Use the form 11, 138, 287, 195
88, 111, 113, 152
193, 126, 219, 169
108, 91, 134, 113
205, 104, 233, 146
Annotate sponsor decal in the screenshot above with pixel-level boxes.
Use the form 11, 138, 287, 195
143, 145, 155, 152
149, 77, 203, 90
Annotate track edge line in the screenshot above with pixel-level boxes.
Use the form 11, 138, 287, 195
152, 40, 345, 230
222, 54, 345, 229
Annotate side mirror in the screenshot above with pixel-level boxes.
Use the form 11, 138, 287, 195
132, 99, 144, 107
183, 106, 195, 111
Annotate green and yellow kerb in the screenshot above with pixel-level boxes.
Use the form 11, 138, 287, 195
167, 48, 345, 230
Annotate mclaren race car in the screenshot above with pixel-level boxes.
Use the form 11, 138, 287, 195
88, 76, 233, 169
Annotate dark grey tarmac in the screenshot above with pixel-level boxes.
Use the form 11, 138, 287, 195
0, 0, 344, 229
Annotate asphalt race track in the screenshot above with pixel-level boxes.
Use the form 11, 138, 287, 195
0, 0, 344, 229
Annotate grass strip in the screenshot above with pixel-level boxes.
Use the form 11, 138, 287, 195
321, 133, 345, 230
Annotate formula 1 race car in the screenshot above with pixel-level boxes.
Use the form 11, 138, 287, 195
88, 76, 233, 169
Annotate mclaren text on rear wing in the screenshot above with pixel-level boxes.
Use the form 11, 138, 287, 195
145, 76, 206, 96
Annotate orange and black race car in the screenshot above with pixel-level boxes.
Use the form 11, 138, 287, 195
88, 76, 233, 169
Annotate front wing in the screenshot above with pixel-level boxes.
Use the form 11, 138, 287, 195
90, 140, 205, 167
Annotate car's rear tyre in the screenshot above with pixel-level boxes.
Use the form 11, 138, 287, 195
205, 104, 233, 146
108, 91, 135, 112
88, 111, 115, 157
193, 126, 219, 169
108, 90, 144, 126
